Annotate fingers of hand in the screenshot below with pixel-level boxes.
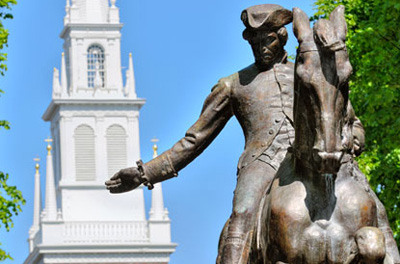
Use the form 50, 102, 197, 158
110, 171, 122, 180
105, 178, 122, 192
105, 178, 121, 185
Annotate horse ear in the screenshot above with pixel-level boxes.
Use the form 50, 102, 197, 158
330, 5, 347, 41
293, 7, 313, 43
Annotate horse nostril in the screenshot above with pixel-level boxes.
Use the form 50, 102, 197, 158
314, 150, 344, 174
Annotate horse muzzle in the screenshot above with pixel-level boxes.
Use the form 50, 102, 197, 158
312, 149, 344, 174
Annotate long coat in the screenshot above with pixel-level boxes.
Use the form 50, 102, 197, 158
143, 59, 296, 182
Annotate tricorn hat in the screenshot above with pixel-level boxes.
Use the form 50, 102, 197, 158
241, 4, 293, 31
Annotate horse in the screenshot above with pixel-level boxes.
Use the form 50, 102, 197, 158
248, 6, 397, 264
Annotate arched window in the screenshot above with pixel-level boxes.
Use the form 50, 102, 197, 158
75, 125, 96, 181
107, 125, 127, 177
87, 45, 105, 88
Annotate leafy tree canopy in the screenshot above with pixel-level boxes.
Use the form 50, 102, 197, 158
313, 0, 400, 245
0, 0, 25, 261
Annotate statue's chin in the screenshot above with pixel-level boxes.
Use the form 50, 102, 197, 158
255, 59, 274, 71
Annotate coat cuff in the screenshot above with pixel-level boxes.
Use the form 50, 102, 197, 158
139, 152, 178, 189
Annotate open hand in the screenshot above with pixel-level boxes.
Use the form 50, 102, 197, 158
105, 167, 143, 193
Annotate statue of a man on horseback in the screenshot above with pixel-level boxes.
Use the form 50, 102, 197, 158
105, 4, 399, 264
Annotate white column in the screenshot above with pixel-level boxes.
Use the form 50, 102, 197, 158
96, 115, 107, 182
43, 141, 58, 221
126, 115, 140, 164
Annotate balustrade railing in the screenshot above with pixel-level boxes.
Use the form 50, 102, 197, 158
63, 221, 149, 244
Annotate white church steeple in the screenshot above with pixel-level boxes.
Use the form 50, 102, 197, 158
25, 1, 176, 263
56, 0, 132, 99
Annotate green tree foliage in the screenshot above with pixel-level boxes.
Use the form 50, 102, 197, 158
0, 172, 24, 261
0, 0, 25, 261
313, 0, 400, 245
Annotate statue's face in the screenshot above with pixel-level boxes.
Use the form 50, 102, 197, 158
250, 31, 283, 67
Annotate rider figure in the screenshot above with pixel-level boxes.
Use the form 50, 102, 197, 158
106, 4, 365, 264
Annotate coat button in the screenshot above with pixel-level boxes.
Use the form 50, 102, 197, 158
269, 129, 274, 135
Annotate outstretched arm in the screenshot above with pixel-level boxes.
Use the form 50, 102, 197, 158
106, 77, 234, 193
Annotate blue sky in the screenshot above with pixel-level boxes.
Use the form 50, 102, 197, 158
0, 0, 314, 263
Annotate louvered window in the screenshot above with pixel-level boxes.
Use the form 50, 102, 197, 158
87, 45, 105, 88
75, 125, 96, 181
107, 125, 127, 177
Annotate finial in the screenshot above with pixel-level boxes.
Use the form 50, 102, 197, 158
111, 0, 116, 8
151, 138, 159, 157
129, 52, 132, 58
45, 137, 53, 156
66, 0, 70, 7
62, 52, 64, 57
34, 157, 40, 172
53, 67, 56, 72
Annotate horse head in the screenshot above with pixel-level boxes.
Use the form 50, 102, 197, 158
292, 6, 353, 174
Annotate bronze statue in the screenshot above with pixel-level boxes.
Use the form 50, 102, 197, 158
106, 4, 399, 264
247, 6, 400, 264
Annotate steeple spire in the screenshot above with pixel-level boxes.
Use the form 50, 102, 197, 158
149, 138, 169, 221
32, 158, 42, 229
52, 68, 61, 98
28, 157, 42, 252
43, 138, 58, 221
124, 53, 137, 98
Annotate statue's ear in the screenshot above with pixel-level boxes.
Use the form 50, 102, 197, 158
293, 7, 312, 43
330, 5, 347, 41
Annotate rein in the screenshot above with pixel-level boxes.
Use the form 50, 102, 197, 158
298, 40, 346, 53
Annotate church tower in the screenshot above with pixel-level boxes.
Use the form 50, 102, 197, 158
24, 1, 176, 263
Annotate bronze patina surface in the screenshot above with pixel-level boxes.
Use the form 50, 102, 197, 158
106, 4, 399, 264
248, 6, 400, 264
